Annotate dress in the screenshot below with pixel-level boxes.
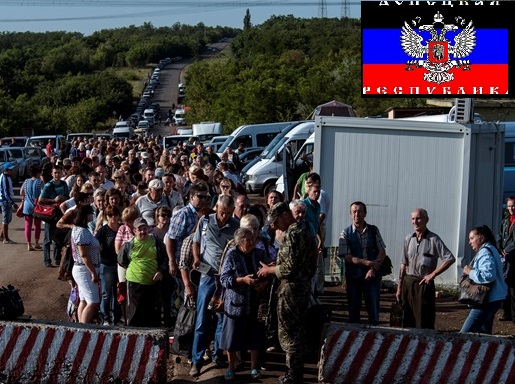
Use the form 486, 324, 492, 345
219, 246, 267, 352
461, 243, 508, 334
275, 220, 316, 383
400, 229, 455, 329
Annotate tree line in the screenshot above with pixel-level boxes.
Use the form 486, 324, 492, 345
0, 14, 424, 137
184, 14, 426, 132
0, 22, 238, 136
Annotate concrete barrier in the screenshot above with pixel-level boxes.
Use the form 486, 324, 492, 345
319, 324, 515, 384
0, 320, 168, 383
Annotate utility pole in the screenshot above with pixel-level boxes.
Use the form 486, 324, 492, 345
319, 0, 327, 18
341, 0, 350, 18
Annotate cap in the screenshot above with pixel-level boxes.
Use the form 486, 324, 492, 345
112, 155, 121, 162
149, 179, 164, 189
267, 202, 290, 225
141, 152, 149, 159
155, 167, 164, 178
3, 162, 15, 171
133, 217, 148, 228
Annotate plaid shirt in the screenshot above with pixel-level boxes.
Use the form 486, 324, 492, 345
178, 233, 194, 270
115, 224, 135, 247
165, 203, 198, 261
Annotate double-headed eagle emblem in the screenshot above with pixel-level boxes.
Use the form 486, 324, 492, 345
401, 11, 476, 84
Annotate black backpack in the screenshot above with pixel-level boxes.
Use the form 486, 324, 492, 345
0, 285, 24, 320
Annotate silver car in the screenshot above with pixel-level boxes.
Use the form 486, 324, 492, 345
0, 148, 21, 182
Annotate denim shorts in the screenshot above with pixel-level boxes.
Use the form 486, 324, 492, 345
72, 265, 100, 304
1, 201, 12, 224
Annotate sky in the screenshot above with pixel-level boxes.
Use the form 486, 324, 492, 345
0, 1, 363, 35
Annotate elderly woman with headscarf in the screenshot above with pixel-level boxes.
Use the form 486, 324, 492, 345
219, 227, 271, 381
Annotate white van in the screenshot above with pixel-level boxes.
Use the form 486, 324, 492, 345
25, 135, 65, 157
174, 109, 186, 126
112, 126, 134, 139
275, 132, 315, 197
192, 122, 223, 142
143, 109, 155, 127
217, 122, 292, 156
244, 121, 314, 195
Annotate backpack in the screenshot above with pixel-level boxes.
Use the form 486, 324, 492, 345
0, 285, 25, 320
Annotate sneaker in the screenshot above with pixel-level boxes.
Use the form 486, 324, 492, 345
189, 362, 201, 377
250, 369, 262, 379
3, 240, 16, 244
224, 370, 235, 381
34, 244, 42, 250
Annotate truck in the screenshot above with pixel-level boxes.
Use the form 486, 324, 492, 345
192, 122, 223, 142
243, 121, 314, 196
309, 115, 503, 286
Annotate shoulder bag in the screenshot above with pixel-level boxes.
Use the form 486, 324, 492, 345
33, 183, 62, 224
458, 247, 495, 306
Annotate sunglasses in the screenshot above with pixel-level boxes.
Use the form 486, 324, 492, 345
221, 185, 230, 189
195, 195, 208, 200
159, 214, 170, 218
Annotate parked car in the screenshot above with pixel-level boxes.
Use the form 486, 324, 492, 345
23, 147, 48, 168
1, 136, 29, 147
0, 148, 21, 182
238, 147, 264, 166
137, 120, 150, 131
25, 135, 65, 157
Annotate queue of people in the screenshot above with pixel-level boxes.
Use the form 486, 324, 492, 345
3, 131, 513, 382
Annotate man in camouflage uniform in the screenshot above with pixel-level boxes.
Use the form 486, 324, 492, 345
258, 202, 317, 384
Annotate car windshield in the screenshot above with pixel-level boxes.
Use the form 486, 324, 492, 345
264, 137, 288, 160
8, 149, 23, 158
217, 136, 235, 153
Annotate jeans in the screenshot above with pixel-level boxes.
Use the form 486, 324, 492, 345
460, 300, 502, 334
346, 275, 381, 325
43, 222, 61, 265
100, 264, 121, 323
191, 274, 223, 365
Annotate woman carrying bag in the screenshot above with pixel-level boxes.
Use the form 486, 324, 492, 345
460, 225, 508, 334
20, 165, 43, 251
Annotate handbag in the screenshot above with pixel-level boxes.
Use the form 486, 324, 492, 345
32, 182, 63, 224
458, 275, 493, 306
33, 200, 61, 224
379, 255, 393, 276
16, 203, 24, 218
458, 247, 495, 306
171, 298, 196, 356
57, 231, 74, 282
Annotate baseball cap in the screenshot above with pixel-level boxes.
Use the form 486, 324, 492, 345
3, 162, 15, 171
148, 179, 164, 189
133, 217, 148, 228
141, 152, 149, 159
267, 202, 290, 225
155, 167, 164, 178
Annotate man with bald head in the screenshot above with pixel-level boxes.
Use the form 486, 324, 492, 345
396, 208, 455, 329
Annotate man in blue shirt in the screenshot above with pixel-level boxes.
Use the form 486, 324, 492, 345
0, 163, 18, 244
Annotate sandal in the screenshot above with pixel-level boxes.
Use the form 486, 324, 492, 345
251, 369, 262, 379
34, 244, 42, 250
224, 370, 235, 381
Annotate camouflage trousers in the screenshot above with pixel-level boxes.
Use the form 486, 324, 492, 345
277, 281, 310, 383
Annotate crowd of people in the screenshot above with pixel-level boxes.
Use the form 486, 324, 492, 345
0, 131, 513, 382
